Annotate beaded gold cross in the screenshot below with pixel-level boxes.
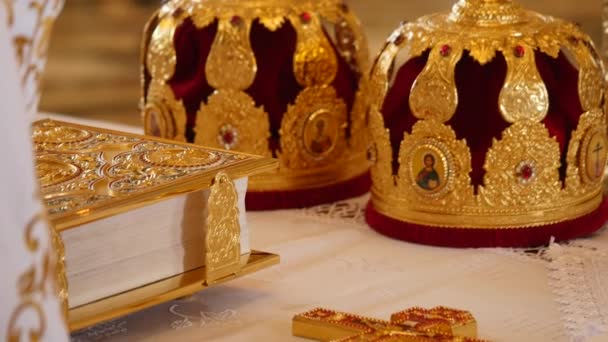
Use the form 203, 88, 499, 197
292, 307, 483, 341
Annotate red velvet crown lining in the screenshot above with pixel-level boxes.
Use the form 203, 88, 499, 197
160, 17, 368, 209
382, 50, 583, 189
370, 49, 605, 247
168, 18, 359, 152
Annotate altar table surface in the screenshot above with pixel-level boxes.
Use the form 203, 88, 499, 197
41, 113, 608, 342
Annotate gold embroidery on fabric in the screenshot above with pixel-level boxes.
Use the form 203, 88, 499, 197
5, 0, 62, 112
7, 214, 59, 342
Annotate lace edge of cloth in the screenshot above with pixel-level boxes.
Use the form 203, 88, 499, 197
545, 232, 608, 341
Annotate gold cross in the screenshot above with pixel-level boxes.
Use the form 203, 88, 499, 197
293, 307, 482, 342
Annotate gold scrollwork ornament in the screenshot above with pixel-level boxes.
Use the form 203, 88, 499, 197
480, 120, 562, 207
205, 18, 257, 91
368, 107, 395, 193
195, 90, 271, 156
333, 7, 369, 75
146, 15, 181, 82
144, 82, 187, 142
499, 43, 549, 123
565, 38, 605, 112
291, 12, 338, 87
410, 43, 463, 122
205, 172, 241, 284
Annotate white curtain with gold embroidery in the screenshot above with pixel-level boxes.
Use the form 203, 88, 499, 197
3, 0, 63, 120
0, 2, 67, 342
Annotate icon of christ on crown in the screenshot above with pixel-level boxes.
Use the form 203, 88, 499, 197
416, 153, 440, 191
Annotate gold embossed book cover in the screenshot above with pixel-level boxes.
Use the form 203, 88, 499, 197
33, 119, 278, 315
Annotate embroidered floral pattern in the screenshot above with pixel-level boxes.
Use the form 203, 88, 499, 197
169, 305, 241, 330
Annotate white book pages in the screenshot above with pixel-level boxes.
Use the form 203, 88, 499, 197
63, 177, 250, 308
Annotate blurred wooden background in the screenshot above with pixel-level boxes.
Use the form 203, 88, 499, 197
39, 0, 604, 127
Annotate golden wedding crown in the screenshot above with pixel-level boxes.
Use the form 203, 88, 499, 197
365, 0, 608, 247
141, 0, 371, 209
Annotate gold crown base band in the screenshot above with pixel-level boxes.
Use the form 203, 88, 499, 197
371, 187, 604, 229
249, 153, 370, 192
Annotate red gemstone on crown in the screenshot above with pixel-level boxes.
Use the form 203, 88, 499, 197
230, 15, 242, 26
222, 131, 234, 145
440, 44, 451, 57
514, 45, 525, 58
521, 165, 533, 180
218, 124, 238, 149
393, 34, 405, 46
301, 12, 312, 23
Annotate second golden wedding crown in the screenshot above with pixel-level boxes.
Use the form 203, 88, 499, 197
365, 0, 608, 247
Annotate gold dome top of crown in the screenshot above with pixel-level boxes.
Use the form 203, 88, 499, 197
366, 0, 607, 229
448, 0, 524, 26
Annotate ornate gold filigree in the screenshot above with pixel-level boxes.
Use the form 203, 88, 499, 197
566, 38, 605, 112
334, 8, 368, 75
142, 0, 370, 193
384, 1, 596, 66
146, 15, 180, 83
368, 41, 399, 109
334, 5, 370, 154
195, 90, 271, 156
397, 120, 473, 206
499, 43, 549, 123
409, 44, 462, 122
144, 82, 187, 142
142, 148, 221, 169
479, 121, 561, 207
143, 12, 189, 142
36, 157, 81, 188
367, 0, 607, 229
205, 172, 241, 284
449, 0, 525, 27
34, 120, 274, 231
205, 18, 257, 90
348, 85, 371, 153
177, 0, 346, 31
293, 306, 479, 342
33, 124, 92, 144
279, 86, 347, 169
291, 12, 338, 87
368, 108, 394, 193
